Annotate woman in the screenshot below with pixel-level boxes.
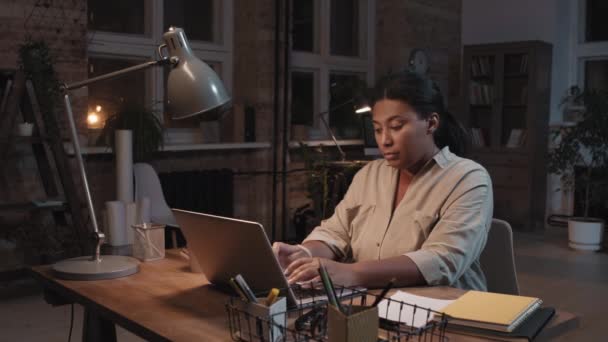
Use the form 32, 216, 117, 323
274, 71, 493, 290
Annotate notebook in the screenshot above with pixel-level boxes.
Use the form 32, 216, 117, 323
445, 307, 555, 342
439, 291, 542, 332
172, 209, 362, 308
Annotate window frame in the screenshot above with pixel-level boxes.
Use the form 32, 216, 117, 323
87, 0, 233, 144
290, 0, 375, 141
574, 0, 608, 87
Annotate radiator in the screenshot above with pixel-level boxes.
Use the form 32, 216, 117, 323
158, 169, 234, 217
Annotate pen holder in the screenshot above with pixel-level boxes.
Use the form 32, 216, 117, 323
131, 223, 165, 261
230, 296, 286, 342
327, 305, 378, 342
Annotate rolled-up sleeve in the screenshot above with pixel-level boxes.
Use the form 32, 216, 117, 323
405, 169, 493, 286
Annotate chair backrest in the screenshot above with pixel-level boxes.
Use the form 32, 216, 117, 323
133, 163, 178, 227
480, 218, 520, 295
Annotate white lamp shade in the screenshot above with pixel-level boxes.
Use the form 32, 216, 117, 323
163, 27, 231, 119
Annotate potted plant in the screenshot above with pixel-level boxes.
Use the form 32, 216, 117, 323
97, 105, 164, 162
296, 143, 365, 231
548, 87, 608, 251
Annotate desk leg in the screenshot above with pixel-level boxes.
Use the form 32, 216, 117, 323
82, 309, 117, 342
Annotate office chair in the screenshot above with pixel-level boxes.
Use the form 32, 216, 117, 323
133, 163, 182, 248
480, 218, 520, 295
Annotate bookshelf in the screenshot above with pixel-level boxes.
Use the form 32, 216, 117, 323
461, 41, 552, 231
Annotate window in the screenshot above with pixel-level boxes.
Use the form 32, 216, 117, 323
292, 0, 317, 52
585, 0, 608, 42
573, 0, 608, 94
87, 0, 233, 144
330, 0, 359, 57
87, 57, 147, 126
584, 59, 608, 90
88, 0, 146, 35
291, 71, 316, 125
328, 72, 366, 138
164, 0, 216, 43
290, 0, 375, 141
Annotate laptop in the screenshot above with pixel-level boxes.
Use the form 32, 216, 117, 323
172, 209, 361, 307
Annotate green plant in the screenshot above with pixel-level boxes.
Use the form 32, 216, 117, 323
548, 88, 608, 218
97, 105, 164, 162
298, 143, 364, 220
18, 39, 61, 134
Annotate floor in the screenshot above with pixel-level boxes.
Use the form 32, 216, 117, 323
0, 227, 606, 341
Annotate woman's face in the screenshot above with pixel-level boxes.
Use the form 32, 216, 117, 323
372, 99, 438, 171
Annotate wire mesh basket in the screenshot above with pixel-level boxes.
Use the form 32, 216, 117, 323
225, 285, 451, 342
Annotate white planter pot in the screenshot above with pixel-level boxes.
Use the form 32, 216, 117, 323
17, 122, 34, 136
568, 218, 604, 251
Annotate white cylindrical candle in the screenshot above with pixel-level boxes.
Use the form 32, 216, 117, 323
105, 201, 127, 246
115, 129, 133, 203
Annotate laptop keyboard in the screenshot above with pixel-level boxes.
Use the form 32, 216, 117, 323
291, 285, 327, 299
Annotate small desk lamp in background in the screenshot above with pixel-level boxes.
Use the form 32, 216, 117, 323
52, 27, 230, 280
317, 95, 371, 161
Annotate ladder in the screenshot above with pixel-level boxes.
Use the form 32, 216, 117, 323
0, 69, 89, 262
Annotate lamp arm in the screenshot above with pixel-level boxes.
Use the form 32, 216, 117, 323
62, 92, 104, 261
61, 57, 173, 262
315, 98, 358, 162
65, 59, 172, 91
317, 98, 355, 116
318, 114, 347, 161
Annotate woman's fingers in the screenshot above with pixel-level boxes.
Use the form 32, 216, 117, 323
273, 242, 306, 269
287, 258, 321, 284
297, 276, 321, 288
284, 257, 310, 276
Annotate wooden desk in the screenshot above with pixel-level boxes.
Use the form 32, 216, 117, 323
30, 251, 578, 341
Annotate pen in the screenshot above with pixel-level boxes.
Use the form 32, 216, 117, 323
265, 288, 280, 306
318, 264, 344, 313
372, 277, 396, 307
234, 274, 259, 303
229, 277, 249, 302
325, 266, 347, 314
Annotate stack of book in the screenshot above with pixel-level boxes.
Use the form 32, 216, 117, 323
438, 291, 554, 341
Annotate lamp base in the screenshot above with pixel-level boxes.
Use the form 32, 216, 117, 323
52, 255, 140, 280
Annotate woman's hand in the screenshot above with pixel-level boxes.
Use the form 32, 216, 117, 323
272, 242, 311, 270
285, 257, 359, 287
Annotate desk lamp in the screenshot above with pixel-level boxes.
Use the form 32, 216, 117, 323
52, 27, 230, 280
318, 96, 370, 161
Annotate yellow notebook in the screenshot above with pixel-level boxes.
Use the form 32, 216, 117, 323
440, 291, 542, 332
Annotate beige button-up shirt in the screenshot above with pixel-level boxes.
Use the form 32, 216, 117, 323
304, 147, 493, 290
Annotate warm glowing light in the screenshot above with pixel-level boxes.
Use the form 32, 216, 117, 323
95, 105, 102, 112
87, 113, 100, 126
355, 105, 371, 114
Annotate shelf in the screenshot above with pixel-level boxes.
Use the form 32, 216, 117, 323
288, 139, 364, 148
0, 136, 49, 144
65, 142, 272, 155
470, 75, 494, 81
470, 146, 528, 154
0, 200, 66, 213
504, 73, 528, 79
